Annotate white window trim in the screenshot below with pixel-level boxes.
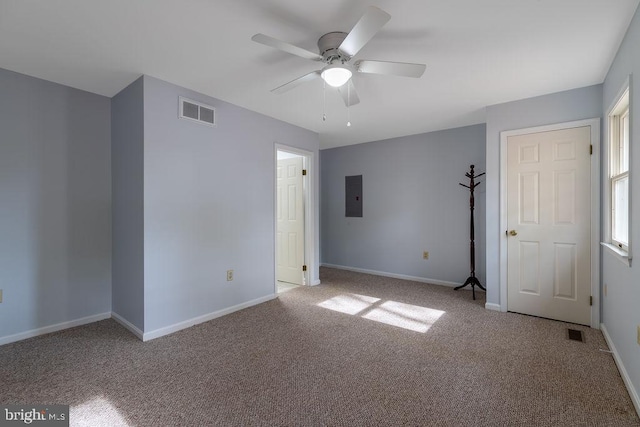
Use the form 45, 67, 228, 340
602, 76, 632, 267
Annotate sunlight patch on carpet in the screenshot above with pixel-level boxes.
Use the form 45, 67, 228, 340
362, 301, 445, 333
318, 293, 445, 333
317, 293, 381, 315
71, 396, 132, 427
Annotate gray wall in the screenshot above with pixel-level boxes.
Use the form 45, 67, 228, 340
142, 76, 320, 333
602, 4, 640, 406
111, 76, 145, 331
321, 124, 486, 285
0, 68, 112, 340
484, 85, 603, 307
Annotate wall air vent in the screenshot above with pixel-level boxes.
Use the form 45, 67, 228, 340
179, 96, 216, 127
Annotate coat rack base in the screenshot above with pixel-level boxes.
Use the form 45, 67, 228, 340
454, 275, 486, 300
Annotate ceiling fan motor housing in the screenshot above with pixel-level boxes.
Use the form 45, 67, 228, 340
318, 32, 349, 63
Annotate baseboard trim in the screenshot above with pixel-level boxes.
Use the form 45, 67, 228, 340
321, 263, 470, 289
111, 312, 144, 340
311, 279, 321, 286
142, 294, 277, 342
601, 323, 640, 417
0, 295, 283, 346
485, 303, 502, 312
0, 312, 111, 346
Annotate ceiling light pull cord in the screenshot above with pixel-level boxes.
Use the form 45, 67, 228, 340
322, 80, 327, 122
347, 82, 351, 127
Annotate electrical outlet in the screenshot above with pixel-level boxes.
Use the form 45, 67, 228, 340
423, 251, 429, 260
637, 325, 640, 346
226, 270, 234, 281
604, 284, 607, 297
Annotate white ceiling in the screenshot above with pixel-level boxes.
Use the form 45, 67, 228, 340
0, 0, 637, 149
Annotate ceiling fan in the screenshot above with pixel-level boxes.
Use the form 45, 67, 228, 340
251, 6, 426, 106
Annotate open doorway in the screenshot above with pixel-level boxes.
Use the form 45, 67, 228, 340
276, 148, 308, 293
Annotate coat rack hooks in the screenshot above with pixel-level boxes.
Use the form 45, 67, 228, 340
454, 164, 486, 300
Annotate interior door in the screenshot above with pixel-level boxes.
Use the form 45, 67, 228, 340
506, 126, 591, 325
277, 156, 304, 285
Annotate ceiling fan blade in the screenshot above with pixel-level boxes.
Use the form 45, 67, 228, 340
252, 33, 323, 61
356, 60, 426, 78
271, 71, 321, 94
339, 6, 391, 58
337, 80, 360, 106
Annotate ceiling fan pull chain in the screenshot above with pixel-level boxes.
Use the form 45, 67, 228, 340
322, 80, 327, 122
347, 82, 351, 127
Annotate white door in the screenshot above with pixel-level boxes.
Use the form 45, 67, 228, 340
507, 126, 591, 325
277, 156, 304, 285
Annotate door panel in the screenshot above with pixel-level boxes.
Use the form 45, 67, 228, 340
519, 172, 539, 224
518, 241, 540, 295
553, 243, 576, 300
507, 126, 591, 325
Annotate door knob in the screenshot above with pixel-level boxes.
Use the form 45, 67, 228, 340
509, 230, 518, 236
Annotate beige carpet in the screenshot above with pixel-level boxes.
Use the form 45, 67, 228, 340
1, 267, 638, 426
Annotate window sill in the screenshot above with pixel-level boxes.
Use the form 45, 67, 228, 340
601, 242, 632, 267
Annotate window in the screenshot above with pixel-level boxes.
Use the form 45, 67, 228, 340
608, 87, 630, 252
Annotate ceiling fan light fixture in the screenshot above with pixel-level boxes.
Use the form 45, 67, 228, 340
321, 64, 352, 87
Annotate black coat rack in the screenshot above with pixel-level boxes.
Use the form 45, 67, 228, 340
454, 164, 486, 300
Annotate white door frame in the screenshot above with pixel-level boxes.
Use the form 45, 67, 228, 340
274, 144, 317, 292
499, 118, 601, 328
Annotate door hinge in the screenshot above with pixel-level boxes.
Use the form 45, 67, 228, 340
302, 169, 307, 176
302, 265, 307, 272
590, 145, 593, 155
590, 295, 593, 306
